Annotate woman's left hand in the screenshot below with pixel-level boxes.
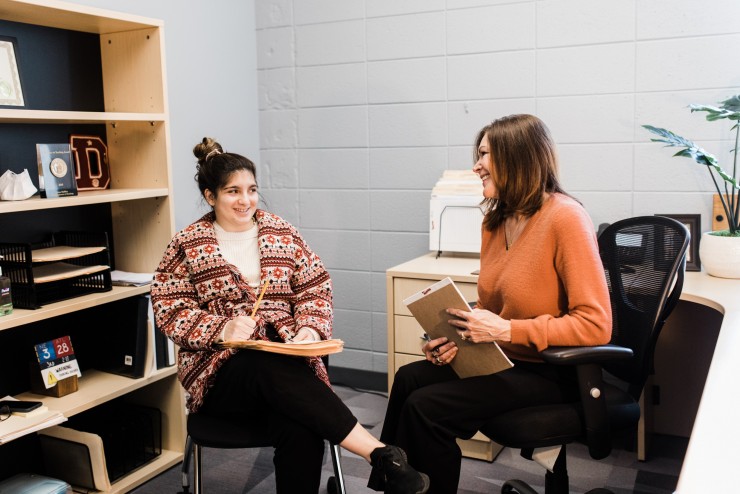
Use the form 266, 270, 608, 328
446, 307, 512, 344
289, 327, 319, 343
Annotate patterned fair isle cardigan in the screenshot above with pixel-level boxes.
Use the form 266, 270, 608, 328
150, 210, 333, 412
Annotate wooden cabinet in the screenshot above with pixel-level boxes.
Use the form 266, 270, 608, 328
0, 1, 183, 492
386, 253, 502, 461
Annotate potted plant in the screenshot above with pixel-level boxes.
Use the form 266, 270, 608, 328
643, 94, 740, 278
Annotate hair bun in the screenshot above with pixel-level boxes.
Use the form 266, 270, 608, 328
193, 137, 223, 164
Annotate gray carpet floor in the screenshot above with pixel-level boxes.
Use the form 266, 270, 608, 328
132, 385, 685, 493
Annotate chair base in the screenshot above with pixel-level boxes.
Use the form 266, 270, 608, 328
500, 446, 614, 494
502, 479, 539, 494
502, 482, 614, 494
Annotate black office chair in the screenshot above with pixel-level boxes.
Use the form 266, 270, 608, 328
480, 215, 689, 494
179, 411, 347, 494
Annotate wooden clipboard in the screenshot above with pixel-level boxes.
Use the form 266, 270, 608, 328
219, 338, 344, 357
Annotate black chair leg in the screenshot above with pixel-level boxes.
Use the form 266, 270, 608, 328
179, 435, 194, 494
544, 447, 568, 494
193, 442, 203, 494
501, 446, 570, 494
326, 443, 346, 494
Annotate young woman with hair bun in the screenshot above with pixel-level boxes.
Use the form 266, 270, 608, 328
152, 137, 429, 494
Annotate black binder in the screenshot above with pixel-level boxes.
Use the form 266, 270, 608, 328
152, 303, 175, 369
154, 325, 169, 369
88, 295, 149, 378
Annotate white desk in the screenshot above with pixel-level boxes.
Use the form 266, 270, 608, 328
675, 272, 740, 493
387, 254, 739, 490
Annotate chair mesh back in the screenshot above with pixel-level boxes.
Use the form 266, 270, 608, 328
598, 216, 689, 399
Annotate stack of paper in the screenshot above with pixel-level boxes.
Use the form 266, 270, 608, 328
431, 170, 483, 197
0, 397, 66, 445
110, 270, 154, 287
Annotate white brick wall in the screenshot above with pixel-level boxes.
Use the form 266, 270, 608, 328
255, 0, 740, 373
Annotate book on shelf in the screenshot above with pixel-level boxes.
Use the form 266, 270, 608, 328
67, 297, 149, 379
0, 396, 66, 445
154, 327, 175, 368
220, 338, 344, 357
403, 277, 513, 379
94, 295, 150, 378
147, 296, 175, 369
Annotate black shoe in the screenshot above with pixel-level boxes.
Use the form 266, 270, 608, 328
369, 445, 430, 494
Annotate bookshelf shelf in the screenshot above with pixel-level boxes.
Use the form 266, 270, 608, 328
0, 109, 166, 124
0, 189, 169, 214
16, 367, 177, 418
0, 285, 150, 331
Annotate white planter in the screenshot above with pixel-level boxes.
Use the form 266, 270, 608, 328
698, 231, 740, 279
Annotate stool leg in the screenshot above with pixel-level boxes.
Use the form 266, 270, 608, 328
329, 443, 346, 494
181, 435, 193, 494
193, 443, 203, 494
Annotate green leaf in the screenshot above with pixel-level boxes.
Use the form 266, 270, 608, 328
643, 96, 740, 232
642, 124, 737, 189
720, 94, 740, 112
689, 96, 740, 121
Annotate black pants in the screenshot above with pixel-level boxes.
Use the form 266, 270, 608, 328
200, 350, 357, 494
380, 359, 580, 494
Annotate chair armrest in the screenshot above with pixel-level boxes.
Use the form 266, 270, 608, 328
541, 345, 633, 460
541, 344, 633, 366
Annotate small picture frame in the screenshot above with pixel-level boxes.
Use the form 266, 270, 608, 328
36, 143, 78, 198
0, 36, 25, 108
656, 214, 701, 271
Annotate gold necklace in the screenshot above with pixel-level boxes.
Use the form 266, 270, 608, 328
504, 217, 527, 251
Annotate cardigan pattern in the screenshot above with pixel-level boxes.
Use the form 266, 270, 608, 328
151, 210, 333, 412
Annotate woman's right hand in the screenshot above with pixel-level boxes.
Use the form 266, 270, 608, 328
423, 336, 458, 366
222, 316, 257, 342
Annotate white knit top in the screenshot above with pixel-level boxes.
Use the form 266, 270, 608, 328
213, 221, 261, 288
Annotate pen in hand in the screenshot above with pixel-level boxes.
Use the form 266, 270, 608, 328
251, 279, 269, 318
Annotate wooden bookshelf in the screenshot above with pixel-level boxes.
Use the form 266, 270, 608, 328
0, 1, 184, 491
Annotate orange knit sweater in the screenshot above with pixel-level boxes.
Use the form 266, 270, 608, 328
478, 193, 612, 362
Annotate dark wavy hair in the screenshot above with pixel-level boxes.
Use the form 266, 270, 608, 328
476, 114, 567, 231
193, 137, 257, 199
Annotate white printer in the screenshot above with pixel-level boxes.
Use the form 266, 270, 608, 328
429, 170, 484, 255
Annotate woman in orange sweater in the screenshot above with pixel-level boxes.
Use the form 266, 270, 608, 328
372, 114, 612, 494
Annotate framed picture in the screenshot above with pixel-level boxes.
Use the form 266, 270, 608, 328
0, 36, 25, 107
656, 214, 701, 271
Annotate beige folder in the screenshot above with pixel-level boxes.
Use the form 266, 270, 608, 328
403, 277, 513, 378
220, 338, 344, 357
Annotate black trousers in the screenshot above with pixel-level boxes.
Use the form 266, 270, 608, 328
200, 350, 357, 494
380, 359, 580, 494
